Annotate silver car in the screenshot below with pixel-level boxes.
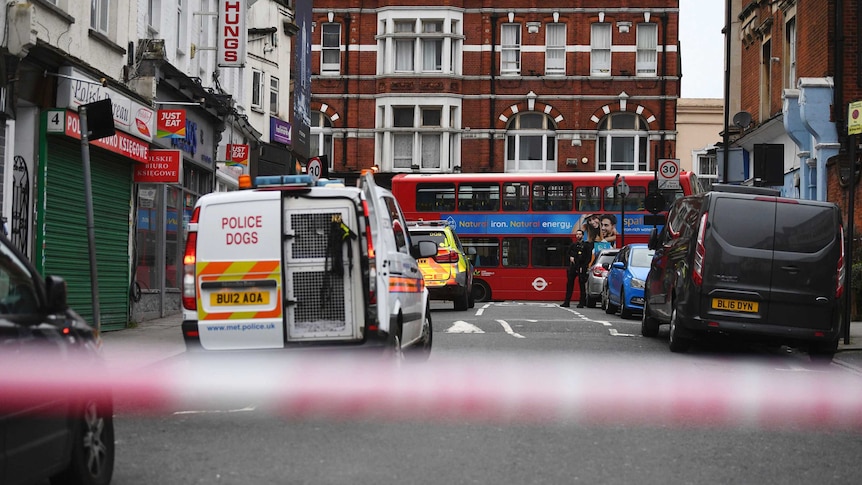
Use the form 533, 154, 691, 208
585, 248, 620, 308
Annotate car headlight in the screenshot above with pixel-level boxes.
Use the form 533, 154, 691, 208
631, 278, 645, 289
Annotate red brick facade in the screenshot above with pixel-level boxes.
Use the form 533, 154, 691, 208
310, 1, 680, 179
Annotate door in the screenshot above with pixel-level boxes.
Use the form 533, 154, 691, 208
283, 199, 361, 342
767, 202, 841, 330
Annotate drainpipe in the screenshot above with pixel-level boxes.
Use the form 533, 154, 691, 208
489, 13, 497, 170
659, 13, 668, 162
341, 12, 352, 168
722, 0, 732, 182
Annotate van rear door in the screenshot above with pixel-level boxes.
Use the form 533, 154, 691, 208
282, 196, 364, 342
701, 196, 776, 323
196, 192, 285, 350
767, 201, 841, 330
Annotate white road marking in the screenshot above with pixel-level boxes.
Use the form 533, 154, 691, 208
174, 405, 257, 415
475, 303, 491, 316
609, 328, 638, 337
446, 320, 485, 334
496, 319, 526, 339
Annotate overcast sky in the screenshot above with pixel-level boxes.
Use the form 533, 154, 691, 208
679, 0, 725, 99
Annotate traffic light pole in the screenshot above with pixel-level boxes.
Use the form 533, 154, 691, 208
845, 134, 856, 345
78, 106, 101, 334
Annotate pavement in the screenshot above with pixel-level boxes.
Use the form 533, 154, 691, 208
98, 312, 862, 369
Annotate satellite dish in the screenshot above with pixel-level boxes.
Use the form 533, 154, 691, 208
733, 111, 753, 129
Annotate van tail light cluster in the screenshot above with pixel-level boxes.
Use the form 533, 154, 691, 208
692, 212, 708, 287
181, 207, 201, 310
361, 200, 377, 305
836, 226, 846, 299
591, 266, 608, 278
434, 249, 460, 263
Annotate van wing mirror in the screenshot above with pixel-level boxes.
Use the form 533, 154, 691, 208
412, 240, 438, 259
45, 275, 69, 313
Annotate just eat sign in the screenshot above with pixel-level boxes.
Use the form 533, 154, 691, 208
157, 110, 186, 139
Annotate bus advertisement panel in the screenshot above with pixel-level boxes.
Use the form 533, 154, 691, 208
391, 172, 702, 303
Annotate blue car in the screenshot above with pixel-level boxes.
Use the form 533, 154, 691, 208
603, 243, 654, 318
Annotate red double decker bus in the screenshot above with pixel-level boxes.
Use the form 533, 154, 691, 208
391, 172, 703, 303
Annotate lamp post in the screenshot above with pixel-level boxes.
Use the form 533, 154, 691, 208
617, 176, 630, 247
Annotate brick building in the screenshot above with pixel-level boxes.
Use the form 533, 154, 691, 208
308, 1, 681, 184
727, 0, 861, 229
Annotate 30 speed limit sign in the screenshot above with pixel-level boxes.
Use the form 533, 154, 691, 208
658, 158, 680, 189
306, 157, 323, 183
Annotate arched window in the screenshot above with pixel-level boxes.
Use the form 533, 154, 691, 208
597, 113, 649, 171
310, 111, 334, 168
505, 113, 556, 172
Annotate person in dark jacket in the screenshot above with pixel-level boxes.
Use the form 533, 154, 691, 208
561, 229, 594, 308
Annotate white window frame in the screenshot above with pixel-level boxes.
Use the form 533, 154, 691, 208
501, 24, 521, 76
545, 23, 566, 76
786, 17, 797, 89
310, 111, 334, 169
90, 0, 109, 34
590, 23, 611, 76
376, 97, 461, 172
269, 77, 279, 115
147, 0, 161, 33
421, 20, 444, 72
176, 0, 187, 55
504, 113, 557, 173
636, 23, 658, 76
377, 10, 462, 75
695, 151, 718, 191
597, 113, 649, 172
321, 23, 342, 75
251, 69, 264, 111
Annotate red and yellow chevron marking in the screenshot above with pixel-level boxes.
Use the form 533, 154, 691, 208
197, 260, 283, 321
389, 276, 424, 294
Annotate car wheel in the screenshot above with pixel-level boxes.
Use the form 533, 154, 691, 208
585, 293, 595, 308
641, 298, 660, 338
468, 288, 475, 309
472, 280, 491, 303
604, 283, 617, 315
808, 338, 838, 364
406, 305, 433, 361
668, 307, 691, 353
51, 398, 115, 485
454, 289, 470, 311
386, 319, 404, 362
619, 289, 632, 318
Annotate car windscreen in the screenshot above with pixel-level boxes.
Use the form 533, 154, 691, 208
774, 203, 836, 253
629, 249, 655, 267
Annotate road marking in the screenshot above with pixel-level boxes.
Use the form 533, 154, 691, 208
446, 320, 485, 334
609, 328, 638, 337
496, 319, 526, 338
174, 405, 257, 415
475, 303, 491, 316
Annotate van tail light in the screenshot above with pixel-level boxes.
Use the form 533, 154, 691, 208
692, 212, 708, 287
182, 207, 201, 310
362, 200, 377, 304
434, 249, 460, 263
836, 226, 846, 299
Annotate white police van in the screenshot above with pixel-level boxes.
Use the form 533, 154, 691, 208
180, 171, 436, 358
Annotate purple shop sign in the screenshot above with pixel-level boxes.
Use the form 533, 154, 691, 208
271, 117, 291, 145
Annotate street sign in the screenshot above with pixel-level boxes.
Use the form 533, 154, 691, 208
306, 156, 324, 183
644, 192, 665, 214
658, 158, 680, 189
617, 178, 630, 198
849, 100, 862, 135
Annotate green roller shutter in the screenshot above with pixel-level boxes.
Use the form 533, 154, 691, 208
40, 138, 133, 330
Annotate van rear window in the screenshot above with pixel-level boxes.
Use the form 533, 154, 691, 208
775, 204, 835, 253
713, 199, 835, 253
712, 199, 774, 250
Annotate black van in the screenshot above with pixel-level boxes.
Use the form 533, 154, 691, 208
642, 184, 845, 362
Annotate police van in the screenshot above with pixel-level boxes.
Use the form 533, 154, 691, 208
180, 171, 437, 358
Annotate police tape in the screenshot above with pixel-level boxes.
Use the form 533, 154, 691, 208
2, 350, 862, 430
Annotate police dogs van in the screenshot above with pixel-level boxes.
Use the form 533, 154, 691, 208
180, 171, 436, 358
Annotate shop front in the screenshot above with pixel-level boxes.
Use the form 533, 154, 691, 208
131, 90, 221, 322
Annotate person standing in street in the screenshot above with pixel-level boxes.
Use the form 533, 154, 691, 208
561, 229, 594, 308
